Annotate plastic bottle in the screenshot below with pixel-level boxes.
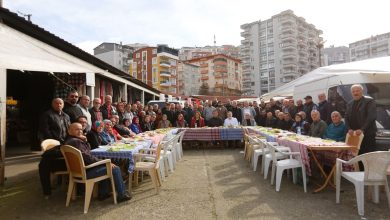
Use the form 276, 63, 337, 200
195, 123, 197, 128
297, 126, 302, 135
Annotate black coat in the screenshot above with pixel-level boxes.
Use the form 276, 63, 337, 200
86, 130, 102, 149
318, 100, 332, 124
63, 102, 83, 123
100, 104, 117, 120
208, 117, 223, 127
231, 107, 242, 123
345, 96, 377, 136
38, 109, 70, 143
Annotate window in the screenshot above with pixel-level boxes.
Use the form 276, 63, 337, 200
152, 57, 157, 64
153, 49, 157, 54
136, 53, 140, 58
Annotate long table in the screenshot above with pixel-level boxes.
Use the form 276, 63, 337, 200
177, 127, 244, 141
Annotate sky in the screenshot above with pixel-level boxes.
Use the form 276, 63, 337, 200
4, 0, 390, 54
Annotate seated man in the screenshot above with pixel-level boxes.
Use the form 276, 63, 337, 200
323, 111, 347, 141
208, 110, 223, 127
308, 110, 327, 138
224, 111, 239, 127
242, 112, 257, 126
110, 115, 135, 138
65, 123, 131, 202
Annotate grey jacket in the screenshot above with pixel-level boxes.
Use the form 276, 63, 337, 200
38, 109, 70, 143
309, 120, 327, 138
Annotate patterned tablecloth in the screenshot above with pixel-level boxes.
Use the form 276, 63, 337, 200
177, 127, 244, 141
91, 140, 153, 173
248, 127, 354, 176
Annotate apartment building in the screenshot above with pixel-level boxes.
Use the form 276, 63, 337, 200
187, 54, 242, 96
179, 45, 240, 61
323, 46, 350, 66
94, 42, 134, 72
240, 10, 323, 96
349, 32, 390, 61
130, 45, 179, 94
177, 62, 200, 96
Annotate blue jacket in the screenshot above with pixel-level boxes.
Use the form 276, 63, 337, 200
323, 121, 347, 142
99, 130, 116, 144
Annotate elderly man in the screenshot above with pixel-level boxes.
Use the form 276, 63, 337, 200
308, 110, 327, 138
203, 101, 216, 126
345, 84, 377, 155
183, 102, 194, 125
89, 98, 103, 125
243, 112, 257, 126
318, 93, 332, 125
65, 123, 131, 202
224, 111, 239, 127
77, 95, 92, 131
208, 110, 224, 127
303, 95, 318, 124
38, 98, 70, 143
288, 99, 297, 118
265, 112, 276, 128
100, 95, 118, 120
216, 101, 228, 121
231, 101, 242, 124
324, 111, 347, 141
241, 101, 256, 120
296, 99, 304, 113
63, 91, 83, 123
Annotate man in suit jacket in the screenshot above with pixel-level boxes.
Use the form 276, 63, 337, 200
345, 84, 377, 155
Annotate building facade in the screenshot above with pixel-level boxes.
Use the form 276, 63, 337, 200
188, 54, 242, 96
93, 42, 133, 72
240, 10, 323, 96
323, 46, 350, 66
177, 62, 200, 96
349, 32, 390, 61
179, 45, 240, 61
130, 45, 179, 94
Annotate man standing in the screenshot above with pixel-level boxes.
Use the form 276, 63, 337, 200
78, 95, 92, 132
303, 96, 317, 124
317, 93, 332, 125
288, 99, 297, 118
89, 98, 103, 125
100, 95, 117, 120
308, 110, 327, 138
183, 102, 194, 126
63, 91, 83, 123
38, 98, 70, 143
345, 84, 377, 154
231, 101, 242, 124
203, 101, 216, 125
216, 101, 228, 121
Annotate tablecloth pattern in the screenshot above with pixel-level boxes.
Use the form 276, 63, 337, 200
178, 127, 244, 141
248, 128, 354, 176
91, 140, 152, 172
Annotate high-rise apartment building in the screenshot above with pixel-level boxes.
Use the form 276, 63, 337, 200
349, 32, 390, 61
187, 54, 242, 96
323, 46, 350, 66
130, 45, 179, 94
240, 10, 323, 96
177, 61, 200, 96
94, 42, 134, 72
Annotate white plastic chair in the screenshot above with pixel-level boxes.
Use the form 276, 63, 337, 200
41, 139, 68, 188
175, 130, 186, 160
336, 151, 390, 216
267, 142, 307, 192
263, 141, 291, 179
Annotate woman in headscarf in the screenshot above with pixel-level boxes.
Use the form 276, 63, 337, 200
86, 120, 104, 149
130, 116, 142, 134
100, 119, 116, 144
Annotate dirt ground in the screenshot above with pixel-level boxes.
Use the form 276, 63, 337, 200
1, 148, 390, 220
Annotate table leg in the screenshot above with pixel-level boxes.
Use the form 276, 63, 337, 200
309, 148, 328, 179
313, 165, 336, 193
128, 172, 133, 196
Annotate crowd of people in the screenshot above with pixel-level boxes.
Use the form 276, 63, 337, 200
37, 83, 376, 199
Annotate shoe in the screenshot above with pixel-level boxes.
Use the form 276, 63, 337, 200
117, 192, 132, 203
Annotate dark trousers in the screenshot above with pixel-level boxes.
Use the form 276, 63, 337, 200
358, 134, 376, 170
39, 158, 67, 195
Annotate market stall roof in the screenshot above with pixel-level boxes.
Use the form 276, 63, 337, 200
0, 7, 160, 95
261, 56, 390, 100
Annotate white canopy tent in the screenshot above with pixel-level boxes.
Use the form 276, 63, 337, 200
261, 56, 390, 101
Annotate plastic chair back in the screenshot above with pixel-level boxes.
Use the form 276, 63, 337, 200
60, 145, 87, 180
361, 151, 390, 182
345, 133, 364, 151
41, 139, 61, 151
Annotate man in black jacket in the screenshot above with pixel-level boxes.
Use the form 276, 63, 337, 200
231, 101, 242, 123
38, 98, 70, 143
303, 95, 317, 124
345, 84, 377, 155
317, 93, 332, 125
63, 91, 83, 123
208, 110, 223, 127
100, 95, 118, 120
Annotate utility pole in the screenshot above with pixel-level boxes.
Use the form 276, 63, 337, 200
17, 11, 32, 22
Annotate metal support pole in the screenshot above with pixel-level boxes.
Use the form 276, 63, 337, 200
0, 69, 7, 185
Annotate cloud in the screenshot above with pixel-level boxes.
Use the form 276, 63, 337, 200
5, 0, 390, 49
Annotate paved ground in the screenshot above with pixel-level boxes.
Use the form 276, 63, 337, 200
1, 148, 390, 219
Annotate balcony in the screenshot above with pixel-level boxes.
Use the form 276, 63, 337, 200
214, 60, 227, 66
283, 52, 296, 59
298, 50, 308, 57
200, 69, 209, 74
281, 27, 295, 34
241, 46, 250, 51
201, 75, 209, 80
160, 81, 171, 87
240, 31, 250, 37
160, 71, 171, 77
281, 16, 295, 25
282, 43, 297, 51
283, 63, 297, 69
160, 60, 171, 67
215, 73, 223, 78
241, 39, 250, 45
171, 81, 176, 86
215, 67, 227, 73
283, 71, 298, 77
298, 40, 306, 47
200, 63, 208, 68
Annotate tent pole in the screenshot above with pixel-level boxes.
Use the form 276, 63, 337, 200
0, 68, 7, 186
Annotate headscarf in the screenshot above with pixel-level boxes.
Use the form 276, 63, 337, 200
93, 120, 103, 131
132, 116, 142, 132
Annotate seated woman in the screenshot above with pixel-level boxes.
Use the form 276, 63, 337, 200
175, 113, 188, 128
158, 114, 172, 128
190, 111, 205, 128
130, 116, 142, 134
291, 113, 309, 135
86, 120, 105, 149
141, 115, 153, 132
123, 118, 131, 130
100, 120, 116, 144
